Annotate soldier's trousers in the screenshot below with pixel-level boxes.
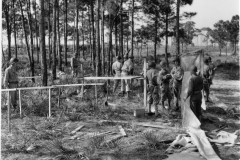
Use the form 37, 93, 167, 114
173, 83, 182, 108
190, 99, 202, 121
147, 85, 159, 105
8, 83, 18, 107
113, 72, 121, 91
121, 71, 130, 92
203, 82, 209, 96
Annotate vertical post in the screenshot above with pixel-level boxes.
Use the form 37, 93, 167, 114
81, 64, 84, 100
7, 91, 11, 132
144, 58, 147, 108
49, 88, 51, 117
95, 85, 98, 105
19, 90, 22, 118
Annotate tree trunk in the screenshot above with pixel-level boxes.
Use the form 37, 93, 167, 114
101, 1, 105, 74
176, 0, 180, 56
57, 1, 62, 71
82, 10, 85, 60
39, 0, 47, 86
13, 0, 17, 58
76, 0, 79, 59
88, 7, 93, 68
154, 13, 157, 63
115, 22, 118, 56
64, 0, 68, 66
108, 16, 112, 75
120, 0, 123, 58
27, 0, 35, 82
131, 0, 134, 57
5, 5, 11, 60
19, 0, 32, 66
96, 0, 101, 76
91, 0, 96, 69
165, 4, 169, 67
52, 0, 57, 80
48, 1, 52, 67
34, 0, 39, 63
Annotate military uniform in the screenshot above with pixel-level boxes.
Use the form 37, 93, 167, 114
71, 57, 79, 76
171, 66, 184, 109
121, 59, 133, 92
158, 68, 172, 103
208, 62, 215, 86
112, 59, 122, 92
203, 64, 211, 100
186, 72, 204, 120
4, 58, 19, 109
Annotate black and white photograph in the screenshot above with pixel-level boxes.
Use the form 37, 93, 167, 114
1, 0, 239, 159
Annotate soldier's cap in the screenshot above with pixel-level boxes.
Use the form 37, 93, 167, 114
204, 58, 209, 64
190, 65, 197, 74
148, 62, 156, 68
116, 56, 122, 60
173, 57, 180, 63
160, 61, 167, 67
9, 57, 19, 65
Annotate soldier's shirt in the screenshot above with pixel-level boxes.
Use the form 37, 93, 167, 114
112, 61, 122, 73
171, 66, 184, 84
4, 65, 18, 87
186, 74, 203, 101
203, 64, 211, 80
158, 68, 171, 85
71, 57, 79, 68
208, 62, 215, 76
146, 68, 159, 86
121, 59, 133, 73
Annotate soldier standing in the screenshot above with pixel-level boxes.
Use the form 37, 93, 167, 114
4, 57, 19, 110
146, 62, 159, 116
171, 57, 184, 111
121, 56, 134, 98
183, 66, 203, 121
208, 56, 216, 87
203, 58, 211, 102
158, 61, 172, 111
71, 53, 80, 77
112, 56, 122, 93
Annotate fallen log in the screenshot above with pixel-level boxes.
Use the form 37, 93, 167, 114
71, 125, 85, 135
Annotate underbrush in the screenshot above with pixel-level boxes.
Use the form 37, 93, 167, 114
215, 62, 239, 80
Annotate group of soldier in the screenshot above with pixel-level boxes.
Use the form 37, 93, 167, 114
4, 53, 215, 122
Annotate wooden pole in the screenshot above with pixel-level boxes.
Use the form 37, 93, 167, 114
19, 90, 22, 118
81, 64, 84, 100
49, 88, 51, 117
95, 85, 97, 105
7, 91, 11, 132
144, 58, 147, 108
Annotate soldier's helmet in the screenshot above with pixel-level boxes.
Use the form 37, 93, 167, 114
190, 65, 197, 74
160, 61, 167, 68
173, 57, 180, 63
116, 56, 122, 60
148, 62, 156, 68
9, 57, 19, 65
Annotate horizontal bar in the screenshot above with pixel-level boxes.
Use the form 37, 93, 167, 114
84, 76, 142, 80
53, 83, 104, 87
18, 76, 41, 79
1, 88, 18, 91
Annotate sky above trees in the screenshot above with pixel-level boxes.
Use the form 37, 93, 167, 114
181, 0, 239, 29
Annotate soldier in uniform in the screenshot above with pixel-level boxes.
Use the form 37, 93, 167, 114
208, 56, 216, 87
146, 62, 159, 116
171, 57, 184, 111
112, 56, 122, 93
158, 61, 172, 110
183, 66, 203, 121
4, 57, 19, 110
71, 53, 80, 77
121, 55, 134, 98
203, 58, 211, 102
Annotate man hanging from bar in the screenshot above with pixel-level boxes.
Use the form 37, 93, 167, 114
4, 57, 19, 111
112, 56, 122, 93
171, 57, 184, 111
121, 55, 134, 98
183, 66, 204, 121
158, 61, 172, 112
146, 62, 159, 116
